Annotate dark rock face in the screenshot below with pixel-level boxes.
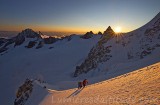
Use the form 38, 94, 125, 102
3, 38, 15, 47
61, 35, 73, 41
14, 34, 25, 46
0, 38, 15, 53
140, 50, 151, 59
145, 17, 160, 36
66, 35, 73, 41
103, 26, 115, 36
14, 29, 41, 47
81, 31, 94, 39
19, 28, 41, 38
98, 31, 103, 35
74, 44, 112, 77
74, 26, 115, 77
49, 46, 54, 49
0, 47, 8, 53
14, 79, 33, 105
25, 41, 37, 48
36, 41, 44, 49
100, 26, 115, 44
44, 37, 58, 44
74, 27, 114, 77
0, 38, 7, 46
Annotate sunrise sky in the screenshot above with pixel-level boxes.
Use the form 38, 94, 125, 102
0, 0, 160, 33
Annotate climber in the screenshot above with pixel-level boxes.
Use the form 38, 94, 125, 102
82, 79, 88, 87
78, 81, 83, 89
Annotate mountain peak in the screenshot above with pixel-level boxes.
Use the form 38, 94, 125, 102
103, 26, 115, 36
13, 28, 41, 46
81, 31, 94, 39
18, 28, 41, 38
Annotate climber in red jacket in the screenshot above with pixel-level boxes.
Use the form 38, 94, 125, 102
82, 79, 88, 87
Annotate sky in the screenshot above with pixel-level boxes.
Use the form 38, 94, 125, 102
0, 0, 160, 33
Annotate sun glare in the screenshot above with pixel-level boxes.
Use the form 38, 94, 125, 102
115, 26, 121, 33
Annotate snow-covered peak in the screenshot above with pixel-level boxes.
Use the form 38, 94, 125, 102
17, 28, 41, 38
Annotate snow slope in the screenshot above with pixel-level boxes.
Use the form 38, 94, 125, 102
40, 62, 160, 105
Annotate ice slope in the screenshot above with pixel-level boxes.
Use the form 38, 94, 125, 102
40, 62, 160, 105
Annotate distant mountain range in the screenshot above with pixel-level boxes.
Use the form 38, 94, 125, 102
0, 31, 84, 38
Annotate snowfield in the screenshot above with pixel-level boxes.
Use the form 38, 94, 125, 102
40, 62, 160, 105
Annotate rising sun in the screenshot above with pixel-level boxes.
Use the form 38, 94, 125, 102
115, 26, 121, 33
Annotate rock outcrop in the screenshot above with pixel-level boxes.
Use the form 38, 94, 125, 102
81, 31, 94, 39
74, 26, 115, 77
98, 31, 103, 35
14, 79, 33, 105
74, 44, 112, 77
25, 41, 37, 48
145, 15, 160, 37
14, 28, 41, 47
99, 26, 115, 44
0, 38, 7, 46
18, 28, 41, 38
36, 41, 44, 49
43, 36, 58, 44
